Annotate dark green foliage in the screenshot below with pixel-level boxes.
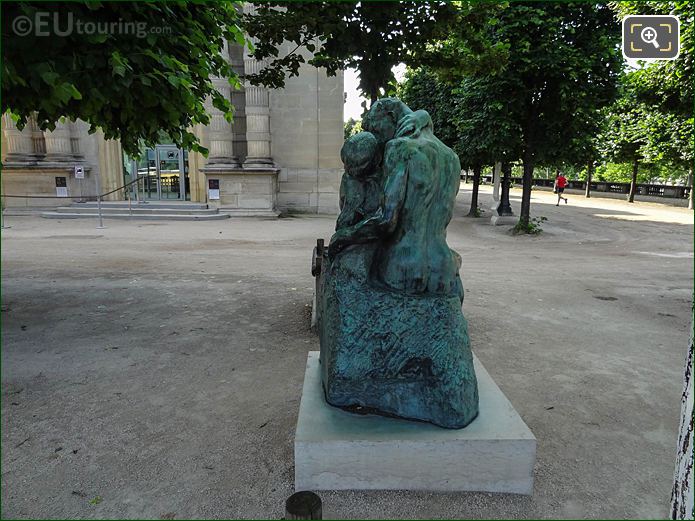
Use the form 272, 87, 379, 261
398, 68, 460, 150
401, 3, 622, 231
612, 2, 693, 173
2, 2, 245, 156
513, 215, 547, 235
399, 68, 522, 168
482, 2, 621, 167
242, 2, 462, 103
598, 83, 649, 166
613, 1, 693, 121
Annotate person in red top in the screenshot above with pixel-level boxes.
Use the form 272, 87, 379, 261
554, 171, 568, 206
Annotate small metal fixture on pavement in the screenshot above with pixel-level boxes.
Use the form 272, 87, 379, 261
285, 491, 322, 520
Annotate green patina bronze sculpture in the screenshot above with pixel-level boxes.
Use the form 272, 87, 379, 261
316, 98, 479, 429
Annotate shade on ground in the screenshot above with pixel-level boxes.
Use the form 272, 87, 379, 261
1, 187, 692, 519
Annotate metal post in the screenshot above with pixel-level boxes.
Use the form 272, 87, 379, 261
127, 187, 132, 217
132, 159, 140, 204
285, 492, 322, 520
96, 195, 105, 229
93, 165, 105, 229
497, 162, 514, 216
1, 195, 9, 230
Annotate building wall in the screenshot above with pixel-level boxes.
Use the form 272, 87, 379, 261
1, 116, 122, 207
2, 43, 345, 215
270, 44, 344, 215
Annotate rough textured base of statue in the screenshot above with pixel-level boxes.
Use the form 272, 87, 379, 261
318, 245, 478, 429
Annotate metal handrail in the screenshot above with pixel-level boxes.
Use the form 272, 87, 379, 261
1, 174, 153, 229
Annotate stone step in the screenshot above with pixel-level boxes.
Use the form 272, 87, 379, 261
53, 206, 218, 215
70, 201, 209, 210
40, 212, 229, 221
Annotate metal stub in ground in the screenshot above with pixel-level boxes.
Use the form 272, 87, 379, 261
311, 239, 324, 277
285, 491, 322, 520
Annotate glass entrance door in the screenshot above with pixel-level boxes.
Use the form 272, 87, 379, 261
156, 146, 185, 200
128, 145, 189, 201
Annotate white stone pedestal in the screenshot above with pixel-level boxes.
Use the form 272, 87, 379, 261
295, 351, 536, 494
490, 212, 517, 226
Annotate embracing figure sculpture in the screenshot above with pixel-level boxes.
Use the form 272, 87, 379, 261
317, 98, 478, 429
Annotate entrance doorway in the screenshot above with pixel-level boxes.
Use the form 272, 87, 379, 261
127, 145, 190, 201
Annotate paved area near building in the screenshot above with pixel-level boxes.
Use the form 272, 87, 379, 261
1, 185, 693, 519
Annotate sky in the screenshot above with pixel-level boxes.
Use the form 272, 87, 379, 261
343, 64, 407, 121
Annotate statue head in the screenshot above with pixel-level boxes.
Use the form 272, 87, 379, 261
362, 98, 413, 147
341, 131, 379, 179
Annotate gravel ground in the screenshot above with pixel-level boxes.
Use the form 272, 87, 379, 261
1, 185, 692, 519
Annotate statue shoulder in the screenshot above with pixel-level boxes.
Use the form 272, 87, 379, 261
384, 137, 418, 159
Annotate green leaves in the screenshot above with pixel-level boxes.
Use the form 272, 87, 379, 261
242, 2, 461, 102
40, 71, 60, 85
2, 1, 244, 156
612, 2, 693, 170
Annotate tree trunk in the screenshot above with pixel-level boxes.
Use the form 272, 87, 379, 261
670, 318, 693, 520
518, 153, 534, 230
369, 86, 378, 107
628, 158, 638, 203
688, 167, 693, 211
467, 165, 482, 217
585, 161, 593, 198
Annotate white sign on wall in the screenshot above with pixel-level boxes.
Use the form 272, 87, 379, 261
208, 179, 220, 200
55, 177, 68, 197
74, 165, 85, 179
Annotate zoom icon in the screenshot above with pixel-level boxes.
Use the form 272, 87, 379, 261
623, 15, 680, 60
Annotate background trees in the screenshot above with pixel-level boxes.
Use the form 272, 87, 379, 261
2, 2, 245, 156
343, 118, 362, 140
398, 68, 521, 218
398, 1, 692, 226
242, 2, 461, 104
476, 2, 622, 231
399, 2, 622, 231
598, 81, 652, 203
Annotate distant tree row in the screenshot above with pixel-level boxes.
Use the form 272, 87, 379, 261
397, 2, 693, 223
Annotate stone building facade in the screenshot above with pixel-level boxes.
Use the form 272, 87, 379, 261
1, 37, 344, 216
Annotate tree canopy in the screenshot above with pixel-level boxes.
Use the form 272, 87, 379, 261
612, 1, 693, 121
397, 68, 459, 150
242, 1, 502, 104
613, 1, 693, 176
2, 2, 245, 156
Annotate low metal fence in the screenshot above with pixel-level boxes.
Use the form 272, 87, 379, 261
463, 174, 691, 200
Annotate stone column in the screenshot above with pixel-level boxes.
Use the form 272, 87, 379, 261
97, 130, 124, 201
242, 3, 274, 168
68, 120, 84, 159
229, 45, 247, 161
492, 162, 501, 201
243, 59, 273, 167
44, 120, 73, 161
2, 113, 34, 162
205, 77, 240, 167
30, 116, 46, 157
